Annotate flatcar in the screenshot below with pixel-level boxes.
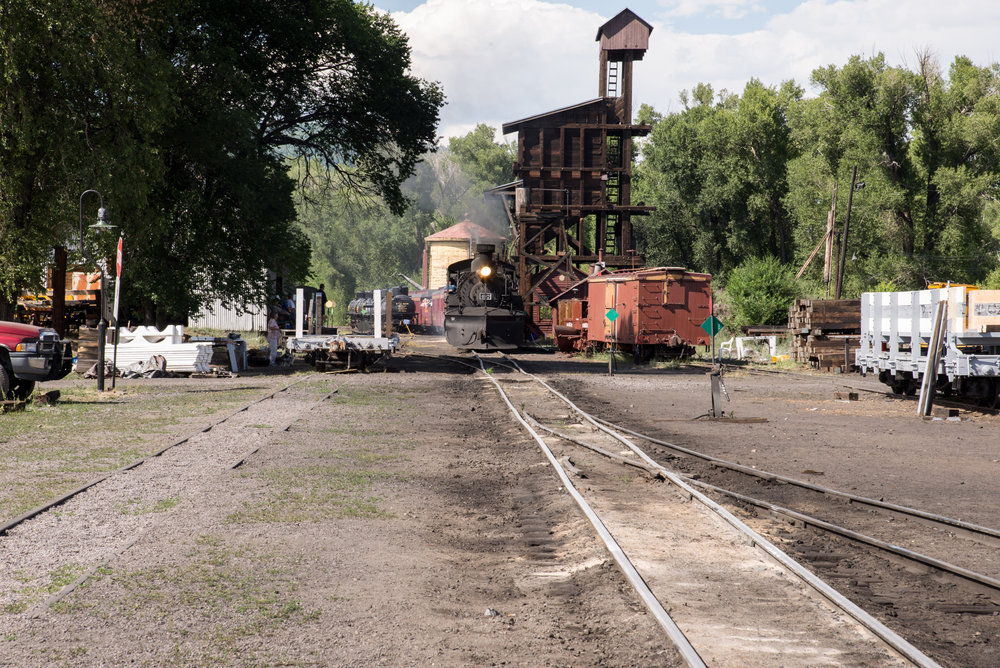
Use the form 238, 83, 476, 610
553, 267, 712, 361
444, 244, 526, 351
348, 286, 416, 335
856, 286, 1000, 406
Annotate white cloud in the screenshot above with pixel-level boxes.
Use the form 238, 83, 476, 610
392, 0, 604, 139
388, 0, 1000, 140
661, 0, 764, 20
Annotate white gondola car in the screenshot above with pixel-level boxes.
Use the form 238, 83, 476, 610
856, 286, 1000, 406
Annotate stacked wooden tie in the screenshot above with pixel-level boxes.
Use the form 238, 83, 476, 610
74, 326, 105, 371
788, 299, 861, 371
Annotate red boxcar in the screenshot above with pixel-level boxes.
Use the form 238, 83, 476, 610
554, 267, 712, 359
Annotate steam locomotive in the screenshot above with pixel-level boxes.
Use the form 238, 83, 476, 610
347, 286, 416, 335
444, 244, 526, 351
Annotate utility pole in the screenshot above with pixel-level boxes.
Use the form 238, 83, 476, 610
835, 166, 858, 300
823, 183, 837, 297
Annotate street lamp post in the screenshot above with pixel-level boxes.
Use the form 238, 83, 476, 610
78, 189, 115, 391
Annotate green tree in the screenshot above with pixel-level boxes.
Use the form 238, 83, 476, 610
0, 1, 443, 323
0, 1, 167, 318
635, 79, 799, 276
126, 0, 443, 323
786, 53, 1000, 292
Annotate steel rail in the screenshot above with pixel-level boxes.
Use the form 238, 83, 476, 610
0, 373, 316, 536
533, 410, 1000, 600
499, 354, 940, 668
526, 403, 1000, 597
589, 416, 1000, 545
474, 355, 707, 668
687, 478, 1000, 596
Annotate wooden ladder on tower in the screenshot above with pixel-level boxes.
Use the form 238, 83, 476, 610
607, 61, 619, 97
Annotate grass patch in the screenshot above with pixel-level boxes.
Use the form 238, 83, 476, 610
118, 497, 181, 516
3, 563, 85, 616
101, 535, 318, 663
0, 376, 287, 520
229, 465, 394, 523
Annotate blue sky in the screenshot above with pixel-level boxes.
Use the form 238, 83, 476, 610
370, 1, 1000, 140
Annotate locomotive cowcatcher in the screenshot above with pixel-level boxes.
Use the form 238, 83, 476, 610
444, 244, 526, 351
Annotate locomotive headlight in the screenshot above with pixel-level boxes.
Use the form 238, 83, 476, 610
478, 265, 493, 280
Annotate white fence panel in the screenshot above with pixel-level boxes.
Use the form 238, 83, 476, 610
190, 299, 266, 332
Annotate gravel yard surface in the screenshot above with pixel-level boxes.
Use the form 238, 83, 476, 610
0, 348, 668, 666
0, 338, 996, 665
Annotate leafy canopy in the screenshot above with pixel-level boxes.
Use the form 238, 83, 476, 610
0, 0, 443, 322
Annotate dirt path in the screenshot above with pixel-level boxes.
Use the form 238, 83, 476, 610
0, 353, 670, 666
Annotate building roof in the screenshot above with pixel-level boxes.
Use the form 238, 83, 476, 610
596, 9, 653, 46
425, 218, 506, 242
502, 98, 606, 135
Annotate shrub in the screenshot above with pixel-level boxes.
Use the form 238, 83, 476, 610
722, 256, 800, 329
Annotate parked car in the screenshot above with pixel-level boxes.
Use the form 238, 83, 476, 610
0, 320, 73, 400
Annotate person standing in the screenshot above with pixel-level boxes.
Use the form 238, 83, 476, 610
267, 310, 281, 365
316, 283, 328, 330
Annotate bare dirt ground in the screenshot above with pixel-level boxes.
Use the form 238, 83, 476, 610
0, 336, 996, 666
0, 343, 670, 666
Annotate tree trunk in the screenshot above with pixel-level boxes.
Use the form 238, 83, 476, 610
0, 294, 14, 321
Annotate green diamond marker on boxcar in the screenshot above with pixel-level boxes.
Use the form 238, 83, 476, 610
701, 316, 723, 336
606, 308, 620, 322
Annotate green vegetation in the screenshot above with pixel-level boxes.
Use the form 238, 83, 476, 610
3, 563, 86, 616
722, 256, 801, 329
105, 535, 318, 663
636, 53, 1000, 308
0, 1, 442, 322
229, 465, 393, 523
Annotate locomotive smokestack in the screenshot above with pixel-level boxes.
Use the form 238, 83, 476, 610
472, 244, 495, 280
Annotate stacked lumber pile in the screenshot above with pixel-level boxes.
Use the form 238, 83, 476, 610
788, 299, 861, 371
74, 326, 107, 371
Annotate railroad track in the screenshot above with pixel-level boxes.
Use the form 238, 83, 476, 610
0, 374, 335, 623
499, 354, 1000, 667
469, 352, 937, 667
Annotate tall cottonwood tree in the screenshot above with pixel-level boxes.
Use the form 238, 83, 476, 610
0, 1, 166, 318
635, 79, 798, 277
637, 53, 1000, 295
0, 0, 443, 323
126, 0, 443, 323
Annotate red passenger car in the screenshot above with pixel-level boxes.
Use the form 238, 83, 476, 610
554, 268, 712, 360
411, 288, 445, 333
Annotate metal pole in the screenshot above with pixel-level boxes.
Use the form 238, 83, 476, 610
96, 279, 106, 391
111, 235, 123, 390
710, 291, 716, 362
79, 189, 108, 391
609, 283, 618, 376
835, 166, 858, 300
918, 300, 947, 416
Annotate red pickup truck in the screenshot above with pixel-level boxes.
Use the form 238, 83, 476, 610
0, 321, 73, 400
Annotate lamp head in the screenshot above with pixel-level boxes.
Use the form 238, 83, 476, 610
89, 208, 115, 232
